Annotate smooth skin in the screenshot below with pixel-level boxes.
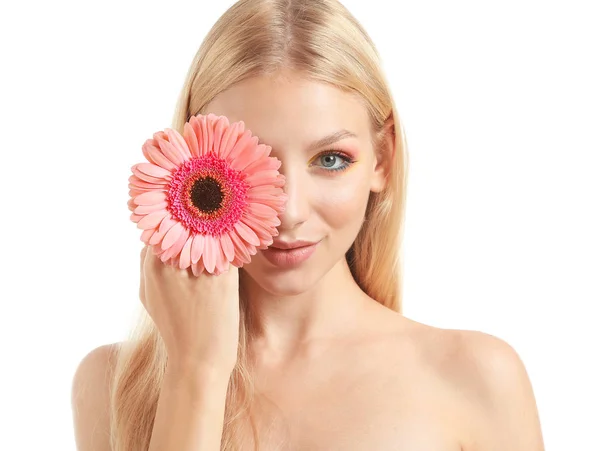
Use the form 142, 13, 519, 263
72, 69, 545, 450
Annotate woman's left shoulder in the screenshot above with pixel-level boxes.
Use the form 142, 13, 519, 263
371, 311, 531, 387
411, 324, 545, 450
409, 322, 529, 391
433, 327, 527, 383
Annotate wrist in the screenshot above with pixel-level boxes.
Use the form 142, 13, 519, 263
166, 357, 233, 384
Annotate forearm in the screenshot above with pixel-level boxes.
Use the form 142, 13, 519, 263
148, 362, 231, 451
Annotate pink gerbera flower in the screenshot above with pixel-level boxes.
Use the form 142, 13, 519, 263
128, 113, 287, 276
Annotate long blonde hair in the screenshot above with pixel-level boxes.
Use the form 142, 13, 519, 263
110, 0, 409, 449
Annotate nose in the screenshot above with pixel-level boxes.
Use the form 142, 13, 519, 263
277, 164, 311, 231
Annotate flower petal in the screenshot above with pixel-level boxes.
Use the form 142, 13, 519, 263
141, 228, 155, 244
130, 113, 291, 275
132, 165, 167, 184
246, 185, 285, 196
231, 254, 246, 268
246, 202, 278, 219
158, 249, 171, 263
162, 227, 189, 261
234, 221, 260, 246
244, 154, 282, 173
214, 241, 229, 274
166, 128, 192, 160
230, 142, 272, 172
213, 265, 228, 276
220, 232, 235, 262
191, 256, 205, 276
246, 193, 283, 204
128, 187, 164, 196
191, 233, 205, 264
128, 175, 167, 190
228, 142, 264, 172
247, 143, 271, 163
203, 235, 217, 273
183, 121, 200, 159
219, 121, 244, 160
162, 221, 185, 250
137, 211, 168, 230
229, 228, 251, 264
257, 238, 274, 251
243, 170, 281, 187
133, 190, 167, 206
136, 162, 172, 179
227, 132, 258, 166
142, 139, 178, 171
150, 215, 176, 245
190, 115, 209, 157
271, 175, 286, 187
204, 115, 216, 158
134, 201, 168, 215
242, 210, 280, 227
239, 216, 273, 242
156, 134, 186, 166
212, 116, 230, 159
179, 236, 193, 269
247, 243, 258, 256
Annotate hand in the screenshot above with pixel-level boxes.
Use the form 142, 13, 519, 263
139, 244, 241, 374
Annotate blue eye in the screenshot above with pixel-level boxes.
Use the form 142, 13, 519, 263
312, 150, 355, 173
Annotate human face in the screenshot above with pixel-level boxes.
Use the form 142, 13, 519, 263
203, 71, 386, 295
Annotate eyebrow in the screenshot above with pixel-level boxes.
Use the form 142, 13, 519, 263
307, 129, 358, 151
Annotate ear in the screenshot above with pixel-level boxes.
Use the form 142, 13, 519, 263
370, 114, 395, 193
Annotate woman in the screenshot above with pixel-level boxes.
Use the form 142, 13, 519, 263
71, 0, 545, 450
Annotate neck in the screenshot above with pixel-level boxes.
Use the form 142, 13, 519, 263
240, 257, 369, 365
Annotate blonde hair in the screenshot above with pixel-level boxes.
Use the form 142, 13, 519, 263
110, 0, 409, 449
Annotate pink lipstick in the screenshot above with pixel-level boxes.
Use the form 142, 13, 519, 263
263, 240, 320, 268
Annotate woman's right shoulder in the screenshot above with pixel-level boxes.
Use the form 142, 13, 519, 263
72, 342, 121, 388
71, 342, 122, 451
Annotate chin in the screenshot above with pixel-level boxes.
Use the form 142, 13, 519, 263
242, 262, 320, 296
261, 281, 310, 297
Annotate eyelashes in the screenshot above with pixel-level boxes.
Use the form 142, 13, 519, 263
310, 149, 356, 173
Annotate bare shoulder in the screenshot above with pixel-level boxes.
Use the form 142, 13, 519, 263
430, 327, 536, 405
71, 342, 121, 451
418, 325, 527, 385
410, 323, 545, 451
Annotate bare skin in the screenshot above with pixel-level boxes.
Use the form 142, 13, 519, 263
237, 296, 543, 451
237, 300, 543, 451
73, 308, 543, 450
72, 69, 544, 450
244, 301, 467, 451
199, 70, 543, 449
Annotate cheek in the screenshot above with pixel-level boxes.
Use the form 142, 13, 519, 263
316, 170, 371, 230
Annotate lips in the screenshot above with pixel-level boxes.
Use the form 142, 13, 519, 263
270, 240, 319, 250
262, 241, 319, 267
271, 243, 314, 250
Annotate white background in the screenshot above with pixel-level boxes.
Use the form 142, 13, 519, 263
1, 0, 598, 449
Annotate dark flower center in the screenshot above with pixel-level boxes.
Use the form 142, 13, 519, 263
190, 176, 224, 213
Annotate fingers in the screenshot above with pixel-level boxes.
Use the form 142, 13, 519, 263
144, 244, 161, 273
141, 243, 239, 280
